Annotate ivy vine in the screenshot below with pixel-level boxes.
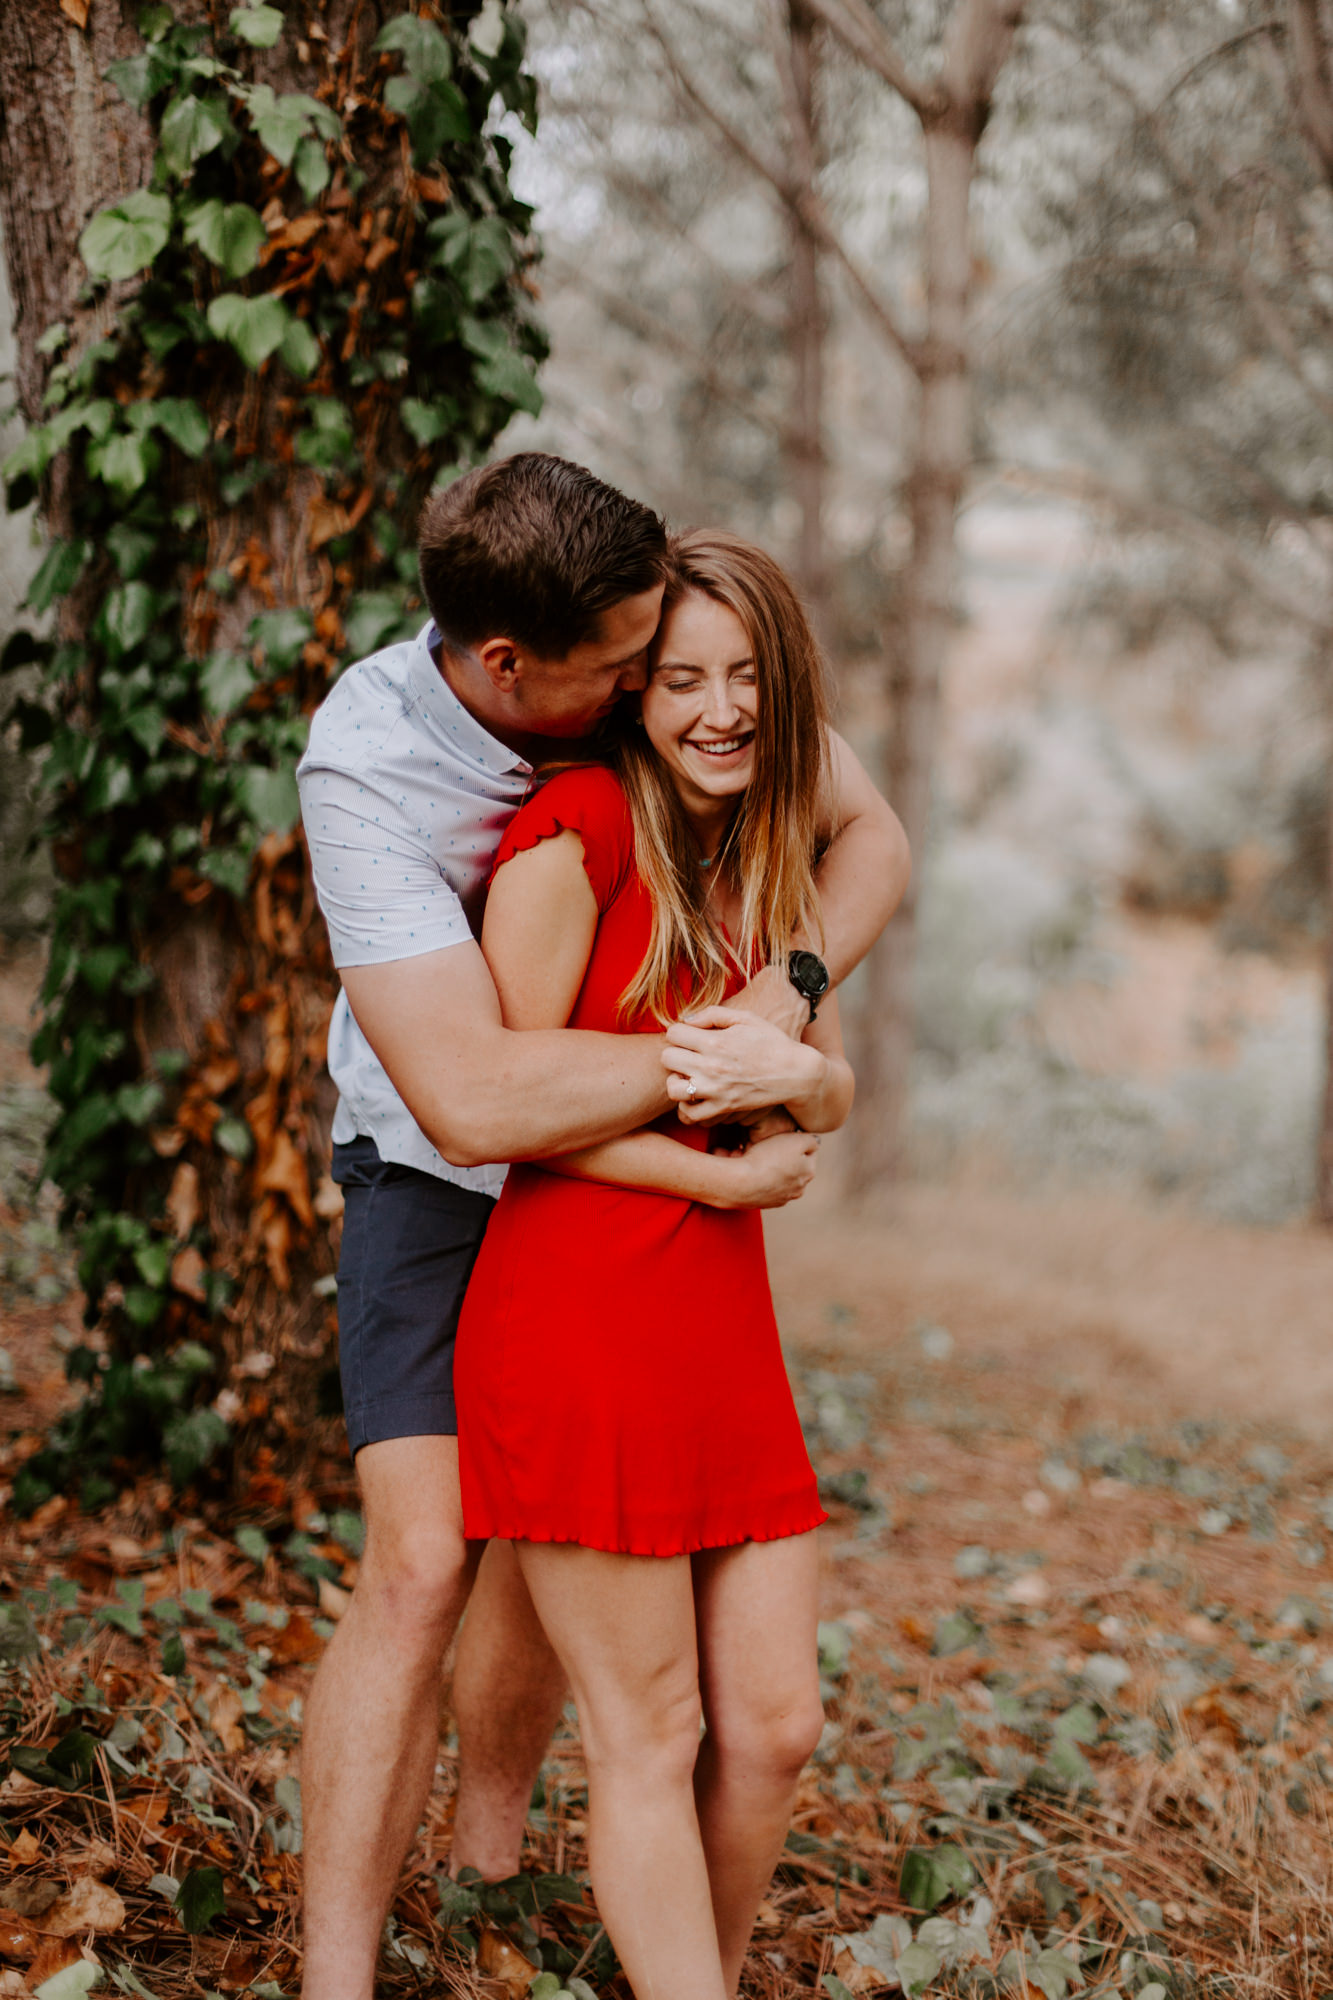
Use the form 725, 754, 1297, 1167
1, 0, 545, 1512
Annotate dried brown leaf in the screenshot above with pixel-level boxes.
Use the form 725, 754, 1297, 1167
39, 1879, 125, 1939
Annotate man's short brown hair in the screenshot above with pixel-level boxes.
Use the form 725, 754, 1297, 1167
417, 453, 668, 659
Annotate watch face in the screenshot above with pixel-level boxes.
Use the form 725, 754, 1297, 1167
791, 950, 830, 998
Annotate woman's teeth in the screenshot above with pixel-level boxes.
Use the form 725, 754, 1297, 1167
688, 734, 753, 757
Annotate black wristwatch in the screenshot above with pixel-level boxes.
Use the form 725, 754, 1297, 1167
787, 949, 830, 1022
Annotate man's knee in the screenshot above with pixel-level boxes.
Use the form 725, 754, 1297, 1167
358, 1518, 475, 1643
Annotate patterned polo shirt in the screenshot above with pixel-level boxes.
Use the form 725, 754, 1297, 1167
297, 620, 533, 1197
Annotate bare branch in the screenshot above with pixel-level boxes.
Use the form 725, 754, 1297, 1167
998, 462, 1329, 633
938, 0, 1027, 118
1288, 0, 1333, 186
800, 0, 939, 118
637, 0, 920, 373
1075, 35, 1333, 433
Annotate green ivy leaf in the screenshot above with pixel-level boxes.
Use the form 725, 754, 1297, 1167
207, 291, 291, 368
106, 48, 176, 109
151, 397, 211, 457
88, 430, 160, 496
106, 523, 158, 580
385, 75, 471, 160
199, 850, 251, 898
134, 1240, 171, 1287
26, 538, 89, 615
373, 14, 452, 81
279, 317, 321, 377
473, 347, 542, 417
99, 581, 161, 656
163, 1413, 229, 1491
184, 198, 267, 278
247, 85, 339, 168
79, 189, 172, 281
161, 1630, 187, 1676
233, 765, 300, 834
344, 591, 412, 657
250, 606, 312, 671
293, 135, 330, 202
229, 3, 284, 48
138, 3, 174, 42
401, 398, 453, 446
159, 93, 232, 176
200, 652, 256, 715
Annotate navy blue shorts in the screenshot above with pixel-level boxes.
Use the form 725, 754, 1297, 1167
332, 1135, 496, 1457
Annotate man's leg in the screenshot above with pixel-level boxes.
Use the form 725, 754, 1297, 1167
300, 1436, 477, 2000
451, 1538, 569, 1878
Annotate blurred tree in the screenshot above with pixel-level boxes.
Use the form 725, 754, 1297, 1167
1010, 0, 1333, 1222
537, 0, 1024, 1186
0, 0, 544, 1506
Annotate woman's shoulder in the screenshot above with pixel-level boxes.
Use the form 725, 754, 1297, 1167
494, 764, 634, 907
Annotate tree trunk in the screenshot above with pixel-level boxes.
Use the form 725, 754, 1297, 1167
1312, 720, 1320, 1216
849, 107, 975, 1188
783, 0, 829, 640
0, 0, 447, 1483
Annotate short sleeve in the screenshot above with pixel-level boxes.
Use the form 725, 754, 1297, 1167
298, 760, 473, 968
492, 766, 634, 912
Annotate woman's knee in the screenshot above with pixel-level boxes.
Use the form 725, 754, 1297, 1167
708, 1686, 825, 1783
582, 1675, 704, 1786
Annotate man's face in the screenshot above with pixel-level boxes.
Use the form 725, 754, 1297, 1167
507, 585, 664, 738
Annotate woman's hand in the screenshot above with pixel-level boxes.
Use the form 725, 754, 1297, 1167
713, 1129, 820, 1209
664, 1007, 826, 1124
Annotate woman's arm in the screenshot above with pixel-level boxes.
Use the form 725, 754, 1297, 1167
482, 829, 818, 1204
548, 1127, 819, 1209
782, 989, 855, 1133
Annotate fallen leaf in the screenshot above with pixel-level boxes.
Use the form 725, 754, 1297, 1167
476, 1929, 539, 1997
22, 1939, 80, 1991
266, 1612, 322, 1666
166, 1162, 200, 1239
0, 1915, 40, 1963
833, 1949, 889, 1994
171, 1247, 208, 1302
0, 1966, 31, 1996
68, 1846, 114, 1884
317, 1578, 350, 1621
312, 1176, 343, 1221
0, 1888, 58, 1921
1006, 1572, 1050, 1607
58, 0, 89, 25
206, 1686, 246, 1757
38, 1881, 124, 1941
7, 1834, 39, 1867
414, 173, 450, 203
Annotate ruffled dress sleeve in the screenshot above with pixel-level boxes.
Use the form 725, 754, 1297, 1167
491, 765, 635, 912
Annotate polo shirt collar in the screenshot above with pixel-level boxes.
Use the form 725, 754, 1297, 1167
408, 620, 532, 776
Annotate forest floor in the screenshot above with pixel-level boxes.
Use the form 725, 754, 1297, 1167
2, 945, 1333, 2000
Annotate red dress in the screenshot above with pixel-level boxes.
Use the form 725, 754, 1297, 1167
455, 766, 826, 1556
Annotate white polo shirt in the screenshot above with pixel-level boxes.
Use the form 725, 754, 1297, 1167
297, 620, 533, 1197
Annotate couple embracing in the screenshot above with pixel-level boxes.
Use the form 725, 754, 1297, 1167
295, 453, 910, 2000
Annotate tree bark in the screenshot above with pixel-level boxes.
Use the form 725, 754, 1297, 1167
1321, 678, 1333, 1224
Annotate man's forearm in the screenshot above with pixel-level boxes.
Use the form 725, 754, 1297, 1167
814, 800, 911, 985
388, 1023, 671, 1170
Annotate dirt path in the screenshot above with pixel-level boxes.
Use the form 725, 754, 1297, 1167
766, 1176, 1333, 1442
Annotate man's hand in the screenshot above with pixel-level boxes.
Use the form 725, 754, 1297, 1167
663, 1006, 823, 1125
730, 962, 809, 1040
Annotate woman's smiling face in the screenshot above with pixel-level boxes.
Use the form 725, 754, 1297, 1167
640, 589, 758, 815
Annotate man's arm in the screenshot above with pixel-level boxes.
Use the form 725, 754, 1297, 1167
340, 944, 672, 1170
727, 727, 910, 1036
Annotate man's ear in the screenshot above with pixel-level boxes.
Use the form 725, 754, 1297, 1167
474, 635, 524, 692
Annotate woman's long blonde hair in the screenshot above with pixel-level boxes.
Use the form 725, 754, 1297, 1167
611, 529, 830, 1023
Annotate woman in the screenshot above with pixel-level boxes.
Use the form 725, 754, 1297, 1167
454, 530, 855, 2000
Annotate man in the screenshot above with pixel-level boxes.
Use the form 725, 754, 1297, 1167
295, 453, 909, 2000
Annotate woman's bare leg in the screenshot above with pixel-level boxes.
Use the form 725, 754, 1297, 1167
514, 1543, 729, 2000
691, 1532, 824, 1996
